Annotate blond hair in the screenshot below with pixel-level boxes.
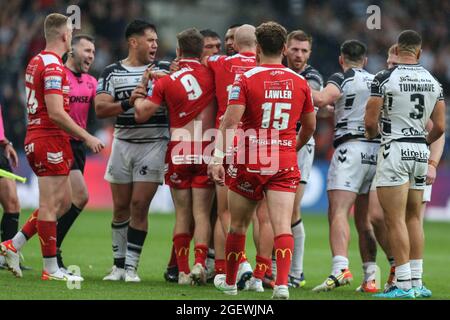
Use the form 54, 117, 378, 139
44, 13, 69, 41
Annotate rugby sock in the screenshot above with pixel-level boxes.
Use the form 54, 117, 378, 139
20, 209, 39, 240
290, 219, 305, 278
225, 233, 246, 286
37, 220, 58, 274
271, 251, 277, 279
11, 232, 27, 251
395, 262, 412, 291
173, 233, 191, 274
57, 204, 81, 248
362, 261, 377, 281
111, 219, 129, 269
274, 234, 294, 286
194, 243, 208, 267
167, 244, 177, 268
125, 226, 147, 270
332, 255, 349, 276
253, 255, 271, 280
215, 259, 226, 274
1, 212, 19, 241
388, 256, 395, 267
410, 259, 423, 288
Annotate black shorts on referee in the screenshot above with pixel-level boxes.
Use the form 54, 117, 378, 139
70, 139, 87, 174
0, 145, 13, 174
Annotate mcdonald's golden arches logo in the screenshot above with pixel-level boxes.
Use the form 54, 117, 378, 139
226, 251, 245, 262
275, 248, 292, 260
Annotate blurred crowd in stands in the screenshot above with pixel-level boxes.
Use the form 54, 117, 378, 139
0, 0, 448, 163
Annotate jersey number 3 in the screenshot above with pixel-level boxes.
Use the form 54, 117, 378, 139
409, 93, 424, 119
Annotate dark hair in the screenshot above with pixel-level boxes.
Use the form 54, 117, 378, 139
72, 34, 95, 46
255, 21, 287, 56
397, 30, 422, 53
125, 20, 156, 39
287, 30, 312, 46
340, 40, 367, 63
177, 28, 204, 58
200, 29, 220, 39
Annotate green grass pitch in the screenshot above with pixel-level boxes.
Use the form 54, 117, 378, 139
1, 210, 449, 300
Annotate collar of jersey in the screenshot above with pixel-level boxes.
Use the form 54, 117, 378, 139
238, 51, 256, 57
179, 58, 201, 65
259, 63, 285, 68
41, 50, 63, 63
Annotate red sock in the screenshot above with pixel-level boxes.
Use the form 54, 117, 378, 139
21, 209, 39, 239
225, 233, 246, 286
253, 255, 271, 280
168, 244, 177, 267
215, 259, 226, 274
194, 243, 208, 267
274, 234, 294, 286
173, 233, 191, 274
37, 220, 57, 257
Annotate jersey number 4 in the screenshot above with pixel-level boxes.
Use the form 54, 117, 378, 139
261, 102, 291, 130
25, 87, 38, 114
180, 74, 203, 101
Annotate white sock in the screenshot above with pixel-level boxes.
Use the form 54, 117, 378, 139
112, 219, 129, 268
43, 257, 59, 274
410, 259, 423, 288
363, 262, 377, 281
12, 232, 27, 251
332, 255, 349, 276
395, 262, 412, 291
290, 220, 305, 278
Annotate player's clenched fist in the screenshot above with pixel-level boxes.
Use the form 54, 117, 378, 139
85, 135, 105, 153
207, 163, 225, 186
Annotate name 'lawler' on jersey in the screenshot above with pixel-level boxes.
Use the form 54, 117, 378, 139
146, 59, 215, 128
65, 66, 97, 140
228, 64, 314, 169
327, 67, 377, 147
207, 52, 257, 128
25, 51, 71, 141
96, 60, 171, 143
371, 63, 444, 145
296, 65, 323, 146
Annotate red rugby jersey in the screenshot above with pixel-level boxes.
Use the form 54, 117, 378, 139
207, 52, 256, 127
228, 64, 314, 170
148, 59, 215, 128
25, 51, 70, 141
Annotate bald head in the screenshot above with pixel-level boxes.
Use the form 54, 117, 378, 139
233, 24, 256, 52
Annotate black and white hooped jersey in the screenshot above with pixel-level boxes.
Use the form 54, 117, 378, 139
370, 63, 444, 146
297, 65, 324, 146
96, 60, 170, 143
327, 68, 376, 147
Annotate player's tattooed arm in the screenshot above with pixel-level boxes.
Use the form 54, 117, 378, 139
427, 99, 446, 147
364, 96, 383, 139
425, 119, 445, 185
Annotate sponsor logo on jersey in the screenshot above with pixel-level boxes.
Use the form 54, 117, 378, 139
361, 152, 377, 165
401, 127, 426, 137
24, 143, 34, 155
70, 96, 91, 104
400, 148, 428, 162
229, 86, 240, 100
44, 76, 62, 90
237, 181, 254, 193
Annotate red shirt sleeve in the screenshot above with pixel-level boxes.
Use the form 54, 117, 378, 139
42, 64, 65, 95
302, 83, 314, 114
147, 77, 165, 105
227, 75, 247, 106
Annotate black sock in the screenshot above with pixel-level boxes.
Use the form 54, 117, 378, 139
57, 204, 82, 248
1, 213, 20, 241
291, 218, 302, 228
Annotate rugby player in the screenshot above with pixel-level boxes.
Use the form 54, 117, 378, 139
224, 24, 242, 56
366, 31, 445, 298
0, 13, 103, 281
56, 34, 97, 272
135, 28, 216, 285
310, 40, 380, 292
285, 29, 324, 288
209, 21, 316, 299
0, 104, 21, 269
95, 20, 170, 282
200, 29, 222, 57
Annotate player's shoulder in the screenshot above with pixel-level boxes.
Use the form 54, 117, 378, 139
373, 66, 398, 84
154, 60, 171, 72
99, 61, 126, 77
